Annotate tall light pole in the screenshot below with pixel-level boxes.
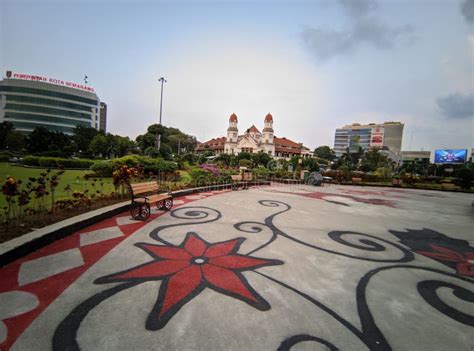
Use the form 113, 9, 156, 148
157, 77, 167, 150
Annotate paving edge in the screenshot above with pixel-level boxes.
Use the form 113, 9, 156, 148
0, 181, 269, 267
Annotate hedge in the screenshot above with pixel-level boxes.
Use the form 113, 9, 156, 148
90, 155, 178, 177
23, 156, 95, 169
91, 160, 115, 177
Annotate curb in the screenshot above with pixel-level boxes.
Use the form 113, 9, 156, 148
0, 181, 269, 267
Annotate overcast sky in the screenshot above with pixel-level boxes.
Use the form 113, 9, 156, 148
1, 0, 473, 151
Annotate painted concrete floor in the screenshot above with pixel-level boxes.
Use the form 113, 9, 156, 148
0, 185, 473, 350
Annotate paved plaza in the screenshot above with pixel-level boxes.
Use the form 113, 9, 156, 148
0, 185, 473, 350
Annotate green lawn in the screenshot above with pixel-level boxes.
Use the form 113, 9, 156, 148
0, 163, 115, 207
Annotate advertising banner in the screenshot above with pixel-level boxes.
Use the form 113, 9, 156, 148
370, 127, 384, 147
434, 149, 467, 164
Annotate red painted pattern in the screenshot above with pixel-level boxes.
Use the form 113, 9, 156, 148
417, 244, 474, 276
0, 191, 230, 350
96, 232, 282, 329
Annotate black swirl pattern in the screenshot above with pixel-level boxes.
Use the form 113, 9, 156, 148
51, 199, 473, 351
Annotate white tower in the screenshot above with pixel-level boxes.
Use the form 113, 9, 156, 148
262, 113, 275, 156
225, 113, 239, 154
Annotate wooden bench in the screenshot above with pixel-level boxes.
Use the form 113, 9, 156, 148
129, 181, 173, 220
231, 174, 242, 191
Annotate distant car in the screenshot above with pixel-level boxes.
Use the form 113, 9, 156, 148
307, 172, 323, 186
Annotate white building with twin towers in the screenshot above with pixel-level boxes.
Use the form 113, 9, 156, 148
196, 113, 313, 159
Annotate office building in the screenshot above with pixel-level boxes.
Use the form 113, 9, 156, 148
334, 122, 404, 158
0, 71, 101, 135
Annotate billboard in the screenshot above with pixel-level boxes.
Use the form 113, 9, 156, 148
370, 127, 384, 147
434, 149, 467, 164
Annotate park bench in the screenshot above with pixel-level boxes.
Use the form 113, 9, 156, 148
231, 168, 253, 190
129, 181, 173, 220
352, 177, 362, 184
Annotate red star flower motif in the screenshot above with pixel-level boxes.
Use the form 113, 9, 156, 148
96, 233, 283, 330
416, 244, 474, 276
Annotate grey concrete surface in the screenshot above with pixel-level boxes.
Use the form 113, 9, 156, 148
11, 185, 474, 350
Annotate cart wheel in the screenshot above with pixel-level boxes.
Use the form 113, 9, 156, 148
156, 200, 164, 210
140, 204, 151, 220
164, 198, 173, 211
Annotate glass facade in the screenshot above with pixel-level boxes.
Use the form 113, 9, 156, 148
5, 103, 92, 120
4, 113, 91, 127
0, 85, 98, 105
6, 121, 76, 134
0, 78, 100, 134
5, 94, 94, 112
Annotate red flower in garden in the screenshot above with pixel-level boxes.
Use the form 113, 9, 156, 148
96, 233, 283, 330
417, 244, 474, 276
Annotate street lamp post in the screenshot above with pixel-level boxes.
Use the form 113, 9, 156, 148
157, 77, 167, 150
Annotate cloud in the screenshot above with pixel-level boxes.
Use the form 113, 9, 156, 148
339, 0, 377, 18
461, 0, 474, 24
436, 92, 474, 119
301, 0, 415, 61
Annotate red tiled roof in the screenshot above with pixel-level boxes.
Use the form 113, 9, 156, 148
264, 113, 273, 122
196, 136, 226, 150
247, 125, 260, 134
274, 136, 301, 148
275, 146, 301, 154
229, 113, 238, 122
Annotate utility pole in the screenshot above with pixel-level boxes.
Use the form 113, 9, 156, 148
157, 77, 167, 150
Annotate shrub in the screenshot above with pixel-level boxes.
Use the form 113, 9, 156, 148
455, 168, 474, 189
38, 157, 58, 168
189, 168, 214, 186
90, 156, 177, 177
111, 155, 140, 168
142, 159, 178, 175
239, 159, 253, 168
181, 153, 197, 165
22, 156, 95, 169
253, 166, 269, 179
57, 158, 95, 169
200, 164, 221, 177
0, 151, 12, 162
22, 155, 41, 166
91, 160, 115, 177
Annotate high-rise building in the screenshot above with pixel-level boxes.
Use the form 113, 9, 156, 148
99, 102, 107, 132
333, 122, 404, 158
0, 71, 101, 135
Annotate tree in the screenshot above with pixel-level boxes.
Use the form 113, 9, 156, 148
302, 158, 320, 172
333, 147, 364, 171
89, 134, 108, 158
4, 131, 26, 153
0, 122, 14, 149
26, 127, 72, 156
360, 147, 390, 172
159, 144, 172, 160
72, 126, 101, 156
136, 124, 197, 154
314, 146, 335, 161
144, 146, 161, 158
237, 152, 252, 160
115, 135, 135, 157
251, 151, 272, 167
